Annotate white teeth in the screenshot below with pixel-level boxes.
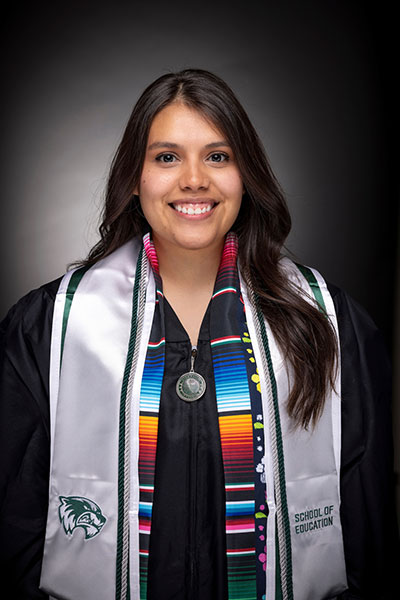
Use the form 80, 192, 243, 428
173, 203, 214, 214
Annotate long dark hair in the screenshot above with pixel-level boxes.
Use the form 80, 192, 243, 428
74, 68, 337, 429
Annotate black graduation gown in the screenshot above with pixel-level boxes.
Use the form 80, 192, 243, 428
0, 277, 398, 600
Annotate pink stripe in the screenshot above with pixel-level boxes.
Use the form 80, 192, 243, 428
143, 232, 160, 274
218, 232, 238, 271
226, 524, 255, 531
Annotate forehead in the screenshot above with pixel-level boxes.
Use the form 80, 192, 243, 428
147, 102, 225, 145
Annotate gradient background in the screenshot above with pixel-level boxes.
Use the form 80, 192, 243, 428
1, 1, 399, 523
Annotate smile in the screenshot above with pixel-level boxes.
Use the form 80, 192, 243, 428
169, 201, 218, 218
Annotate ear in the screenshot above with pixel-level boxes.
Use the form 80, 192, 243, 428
133, 185, 139, 196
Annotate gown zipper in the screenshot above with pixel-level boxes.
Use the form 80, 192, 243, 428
188, 344, 198, 599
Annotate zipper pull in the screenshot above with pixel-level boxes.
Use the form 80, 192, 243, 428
176, 344, 206, 402
190, 346, 197, 372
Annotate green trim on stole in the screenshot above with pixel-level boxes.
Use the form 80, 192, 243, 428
116, 246, 144, 600
275, 529, 283, 600
295, 263, 327, 314
254, 298, 293, 600
60, 265, 91, 366
57, 253, 145, 600
253, 263, 328, 600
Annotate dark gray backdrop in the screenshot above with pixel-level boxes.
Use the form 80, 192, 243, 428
1, 0, 399, 529
1, 0, 397, 344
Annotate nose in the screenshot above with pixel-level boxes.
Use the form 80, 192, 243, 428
179, 158, 209, 190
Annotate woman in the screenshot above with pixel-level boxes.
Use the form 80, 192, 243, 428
0, 69, 398, 600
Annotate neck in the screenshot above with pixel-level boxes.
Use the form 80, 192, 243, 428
153, 236, 224, 291
149, 233, 230, 346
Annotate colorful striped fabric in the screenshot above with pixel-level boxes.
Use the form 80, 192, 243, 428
209, 233, 267, 600
138, 234, 165, 598
138, 232, 266, 599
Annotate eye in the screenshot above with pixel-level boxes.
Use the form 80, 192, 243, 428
155, 153, 177, 163
208, 152, 229, 163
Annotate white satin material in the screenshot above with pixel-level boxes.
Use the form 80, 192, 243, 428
243, 258, 347, 600
40, 238, 155, 600
41, 240, 347, 600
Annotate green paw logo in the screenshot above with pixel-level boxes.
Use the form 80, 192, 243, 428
58, 495, 107, 540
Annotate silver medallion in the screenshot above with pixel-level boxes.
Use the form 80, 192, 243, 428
176, 371, 206, 402
176, 346, 206, 402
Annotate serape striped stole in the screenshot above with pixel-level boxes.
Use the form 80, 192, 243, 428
138, 232, 267, 600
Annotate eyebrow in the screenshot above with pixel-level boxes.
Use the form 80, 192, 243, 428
147, 140, 231, 150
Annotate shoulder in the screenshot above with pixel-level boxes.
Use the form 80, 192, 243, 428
325, 280, 390, 370
281, 257, 385, 350
0, 277, 64, 418
325, 280, 378, 331
281, 259, 391, 381
1, 276, 63, 343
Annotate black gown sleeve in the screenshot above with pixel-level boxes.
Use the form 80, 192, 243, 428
0, 278, 61, 600
327, 282, 400, 600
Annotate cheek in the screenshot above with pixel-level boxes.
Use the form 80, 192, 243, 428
140, 169, 174, 196
219, 169, 243, 196
222, 172, 243, 220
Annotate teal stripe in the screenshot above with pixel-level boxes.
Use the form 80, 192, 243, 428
295, 263, 327, 314
139, 503, 152, 518
60, 265, 91, 367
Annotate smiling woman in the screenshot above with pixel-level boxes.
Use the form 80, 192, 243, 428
137, 103, 243, 247
0, 69, 398, 600
136, 103, 244, 343
137, 103, 244, 254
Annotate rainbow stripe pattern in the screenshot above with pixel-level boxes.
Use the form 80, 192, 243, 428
138, 234, 165, 598
138, 232, 266, 599
210, 233, 266, 599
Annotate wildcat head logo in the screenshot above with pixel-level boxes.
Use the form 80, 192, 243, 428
58, 496, 107, 540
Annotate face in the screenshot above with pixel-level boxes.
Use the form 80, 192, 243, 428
134, 102, 244, 255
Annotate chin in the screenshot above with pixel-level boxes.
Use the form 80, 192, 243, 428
172, 232, 225, 252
